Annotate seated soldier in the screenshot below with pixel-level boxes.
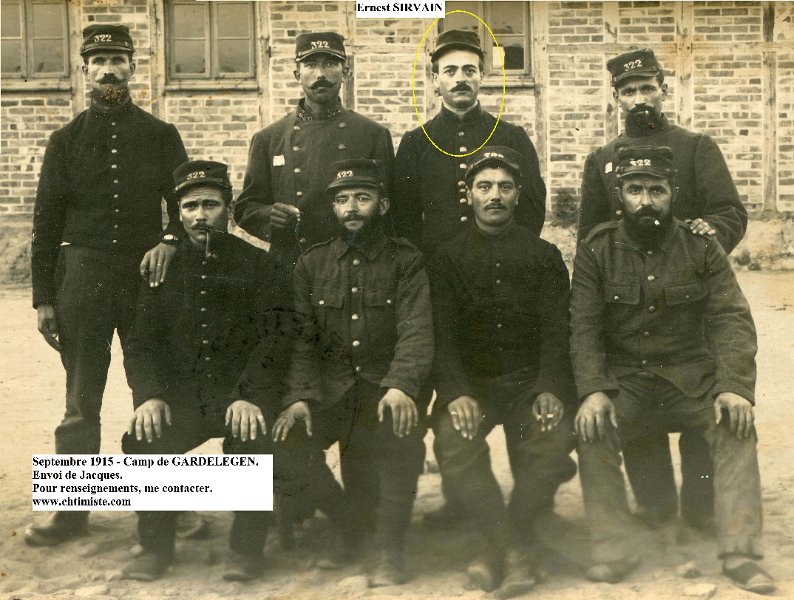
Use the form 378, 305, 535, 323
273, 159, 433, 586
121, 160, 288, 582
571, 146, 774, 594
429, 146, 577, 598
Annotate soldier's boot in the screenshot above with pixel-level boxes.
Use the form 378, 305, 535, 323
371, 547, 408, 587
25, 511, 88, 547
122, 550, 174, 582
495, 547, 537, 599
466, 549, 504, 592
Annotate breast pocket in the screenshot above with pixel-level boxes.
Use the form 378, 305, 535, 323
363, 288, 397, 354
310, 288, 344, 341
664, 280, 708, 306
602, 282, 642, 334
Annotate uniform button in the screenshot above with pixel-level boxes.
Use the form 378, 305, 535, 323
293, 167, 301, 173
204, 356, 211, 361
113, 193, 119, 199
646, 250, 653, 256
355, 365, 362, 372
643, 331, 650, 337
495, 262, 501, 268
459, 198, 466, 204
641, 359, 648, 366
201, 274, 207, 279
459, 146, 467, 152
497, 323, 503, 328
616, 210, 622, 216
113, 224, 119, 229
459, 163, 467, 170
113, 179, 119, 184
200, 290, 207, 295
613, 295, 620, 300
352, 258, 361, 266
111, 134, 117, 139
293, 145, 300, 151
200, 307, 207, 312
339, 122, 347, 128
293, 125, 300, 131
112, 239, 118, 244
201, 260, 207, 266
386, 298, 392, 304
352, 340, 360, 347
648, 305, 656, 312
647, 275, 656, 281
111, 164, 117, 169
495, 279, 501, 285
338, 143, 346, 150
114, 208, 120, 213
685, 294, 690, 300
111, 149, 118, 154
296, 191, 303, 197
352, 287, 359, 294
201, 323, 208, 328
299, 237, 307, 244
111, 121, 116, 126
457, 131, 464, 137
458, 180, 465, 186
351, 313, 359, 320
460, 216, 468, 223
202, 339, 209, 345
318, 299, 325, 306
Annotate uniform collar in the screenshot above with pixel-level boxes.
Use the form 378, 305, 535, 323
87, 96, 136, 120
332, 226, 388, 261
296, 97, 343, 121
439, 102, 483, 125
617, 216, 680, 252
471, 219, 518, 241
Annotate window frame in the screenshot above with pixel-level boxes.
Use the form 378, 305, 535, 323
166, 0, 256, 83
1, 0, 70, 86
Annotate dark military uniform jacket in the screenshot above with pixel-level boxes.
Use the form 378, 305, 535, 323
234, 99, 395, 260
31, 100, 188, 308
287, 229, 434, 410
430, 222, 575, 410
570, 219, 757, 404
578, 115, 747, 253
393, 104, 546, 255
124, 233, 287, 412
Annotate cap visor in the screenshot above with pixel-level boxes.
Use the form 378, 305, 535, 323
296, 49, 346, 62
175, 178, 231, 194
327, 178, 380, 192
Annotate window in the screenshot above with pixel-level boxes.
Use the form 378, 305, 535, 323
441, 1, 531, 77
1, 0, 69, 79
167, 0, 255, 80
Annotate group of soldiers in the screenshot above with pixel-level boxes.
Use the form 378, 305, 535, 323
26, 21, 774, 597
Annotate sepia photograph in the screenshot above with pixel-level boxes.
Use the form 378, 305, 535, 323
1, 0, 793, 598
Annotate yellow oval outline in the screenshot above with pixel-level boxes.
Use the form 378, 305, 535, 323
410, 10, 506, 158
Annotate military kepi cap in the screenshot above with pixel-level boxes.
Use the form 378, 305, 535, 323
80, 24, 134, 57
607, 48, 662, 87
615, 146, 675, 179
326, 159, 383, 194
173, 160, 232, 196
431, 29, 484, 61
295, 32, 346, 62
465, 146, 523, 181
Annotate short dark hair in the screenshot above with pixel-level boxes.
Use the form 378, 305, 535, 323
464, 165, 517, 190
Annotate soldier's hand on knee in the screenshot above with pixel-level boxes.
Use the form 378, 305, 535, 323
36, 303, 61, 352
128, 398, 171, 443
447, 395, 482, 441
378, 388, 418, 437
574, 392, 617, 443
225, 400, 267, 442
687, 218, 717, 238
532, 392, 565, 432
273, 401, 313, 442
714, 392, 754, 439
270, 203, 301, 230
139, 243, 177, 288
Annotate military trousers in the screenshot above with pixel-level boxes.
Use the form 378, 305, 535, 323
577, 372, 763, 563
122, 401, 273, 557
434, 373, 577, 551
54, 245, 142, 454
276, 379, 425, 552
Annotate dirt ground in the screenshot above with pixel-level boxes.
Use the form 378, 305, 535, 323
1, 271, 793, 600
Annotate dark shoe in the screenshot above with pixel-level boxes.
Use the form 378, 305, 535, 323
122, 551, 173, 582
683, 513, 717, 537
586, 556, 640, 583
494, 548, 536, 599
175, 511, 210, 540
466, 551, 503, 592
723, 561, 775, 595
370, 550, 408, 587
316, 530, 361, 570
635, 505, 676, 530
25, 512, 87, 547
423, 501, 461, 530
223, 552, 264, 582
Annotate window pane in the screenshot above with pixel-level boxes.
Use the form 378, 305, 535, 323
173, 3, 205, 39
32, 38, 64, 73
441, 2, 478, 33
31, 2, 64, 38
1, 40, 23, 75
216, 3, 250, 38
490, 2, 524, 35
217, 39, 249, 74
1, 1, 22, 37
493, 37, 524, 71
172, 39, 206, 74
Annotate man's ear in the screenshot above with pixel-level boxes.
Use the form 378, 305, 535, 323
379, 196, 390, 216
129, 60, 136, 77
466, 188, 473, 206
432, 72, 439, 93
613, 186, 623, 205
661, 82, 669, 101
293, 67, 301, 82
341, 63, 351, 79
81, 62, 88, 77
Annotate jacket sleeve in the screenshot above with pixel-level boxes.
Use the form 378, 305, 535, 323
380, 250, 435, 400
569, 241, 620, 400
702, 240, 757, 403
528, 244, 577, 407
160, 123, 189, 241
123, 280, 169, 408
234, 130, 274, 241
31, 131, 69, 308
391, 131, 423, 245
577, 150, 612, 244
512, 126, 546, 235
284, 255, 323, 407
428, 251, 476, 409
694, 134, 747, 254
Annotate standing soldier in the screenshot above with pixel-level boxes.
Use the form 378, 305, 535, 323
234, 32, 395, 272
27, 24, 188, 547
577, 48, 748, 532
273, 159, 433, 586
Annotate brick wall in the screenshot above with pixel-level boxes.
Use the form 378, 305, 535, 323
1, 0, 792, 221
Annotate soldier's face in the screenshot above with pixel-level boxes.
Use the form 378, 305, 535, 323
332, 186, 388, 232
613, 75, 668, 116
294, 54, 349, 106
82, 51, 135, 97
618, 175, 673, 222
467, 167, 519, 233
179, 185, 228, 247
433, 49, 482, 110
